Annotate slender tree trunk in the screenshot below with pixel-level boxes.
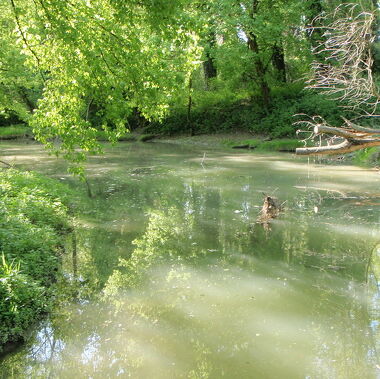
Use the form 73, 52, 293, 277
247, 32, 271, 108
72, 231, 77, 280
187, 78, 194, 136
370, 0, 380, 74
18, 87, 35, 113
247, 0, 271, 108
306, 0, 324, 52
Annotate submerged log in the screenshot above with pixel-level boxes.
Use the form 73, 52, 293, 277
232, 144, 250, 149
139, 134, 157, 142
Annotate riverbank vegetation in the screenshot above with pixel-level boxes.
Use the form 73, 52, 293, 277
0, 169, 74, 353
0, 125, 31, 140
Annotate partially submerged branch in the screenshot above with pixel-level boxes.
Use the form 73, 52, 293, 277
296, 139, 380, 155
296, 121, 380, 155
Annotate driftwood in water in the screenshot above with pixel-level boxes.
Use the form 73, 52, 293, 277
0, 160, 12, 168
257, 196, 282, 224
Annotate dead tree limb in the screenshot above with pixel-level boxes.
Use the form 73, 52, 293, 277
0, 160, 13, 168
296, 118, 380, 155
296, 3, 380, 156
297, 139, 380, 155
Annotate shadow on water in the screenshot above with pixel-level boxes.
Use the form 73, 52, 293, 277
0, 141, 380, 378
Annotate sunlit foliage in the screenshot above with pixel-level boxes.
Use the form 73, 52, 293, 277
0, 169, 73, 350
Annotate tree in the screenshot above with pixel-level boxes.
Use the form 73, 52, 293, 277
203, 0, 311, 107
0, 2, 42, 122
296, 3, 380, 155
2, 0, 203, 167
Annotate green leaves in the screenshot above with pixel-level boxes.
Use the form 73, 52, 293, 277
0, 0, 202, 165
0, 168, 74, 350
0, 0, 322, 160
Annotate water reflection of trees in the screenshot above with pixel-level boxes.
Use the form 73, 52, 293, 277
99, 185, 379, 377
2, 180, 379, 377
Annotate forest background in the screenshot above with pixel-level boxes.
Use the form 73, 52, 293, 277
0, 0, 379, 164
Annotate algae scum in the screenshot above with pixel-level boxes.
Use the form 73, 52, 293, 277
0, 141, 380, 378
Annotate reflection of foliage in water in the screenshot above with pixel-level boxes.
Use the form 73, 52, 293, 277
104, 207, 201, 296
1, 147, 380, 377
2, 262, 378, 378
97, 201, 379, 378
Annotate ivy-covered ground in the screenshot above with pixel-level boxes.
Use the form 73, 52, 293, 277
0, 169, 74, 353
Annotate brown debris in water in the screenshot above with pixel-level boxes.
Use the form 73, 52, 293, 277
257, 195, 282, 225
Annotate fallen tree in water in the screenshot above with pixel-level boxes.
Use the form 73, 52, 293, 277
296, 120, 380, 155
296, 4, 380, 156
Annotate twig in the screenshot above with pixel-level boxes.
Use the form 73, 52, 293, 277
201, 152, 206, 168
0, 160, 12, 168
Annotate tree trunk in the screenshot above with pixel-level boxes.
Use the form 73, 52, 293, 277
187, 78, 194, 136
247, 0, 271, 108
370, 0, 380, 74
203, 32, 217, 89
247, 33, 271, 108
306, 0, 325, 57
272, 43, 286, 83
18, 87, 35, 113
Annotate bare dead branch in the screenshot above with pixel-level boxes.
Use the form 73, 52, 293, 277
296, 139, 380, 155
308, 4, 377, 110
296, 3, 380, 156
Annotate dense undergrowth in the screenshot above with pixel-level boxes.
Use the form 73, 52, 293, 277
353, 147, 380, 166
0, 169, 74, 352
146, 87, 348, 138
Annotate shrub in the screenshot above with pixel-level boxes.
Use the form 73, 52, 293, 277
353, 147, 380, 166
0, 255, 47, 347
0, 169, 73, 351
0, 125, 31, 139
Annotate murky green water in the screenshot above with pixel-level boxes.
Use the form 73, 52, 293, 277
1, 141, 380, 378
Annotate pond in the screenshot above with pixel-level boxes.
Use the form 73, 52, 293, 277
0, 141, 379, 378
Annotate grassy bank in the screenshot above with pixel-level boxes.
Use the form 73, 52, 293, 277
95, 130, 156, 142
0, 125, 31, 140
0, 169, 74, 353
221, 138, 306, 152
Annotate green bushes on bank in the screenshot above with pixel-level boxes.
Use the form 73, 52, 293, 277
222, 138, 305, 152
353, 147, 380, 166
0, 256, 47, 351
146, 87, 346, 138
0, 125, 31, 139
0, 169, 73, 351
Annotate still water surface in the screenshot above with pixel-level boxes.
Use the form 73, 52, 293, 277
0, 141, 380, 378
